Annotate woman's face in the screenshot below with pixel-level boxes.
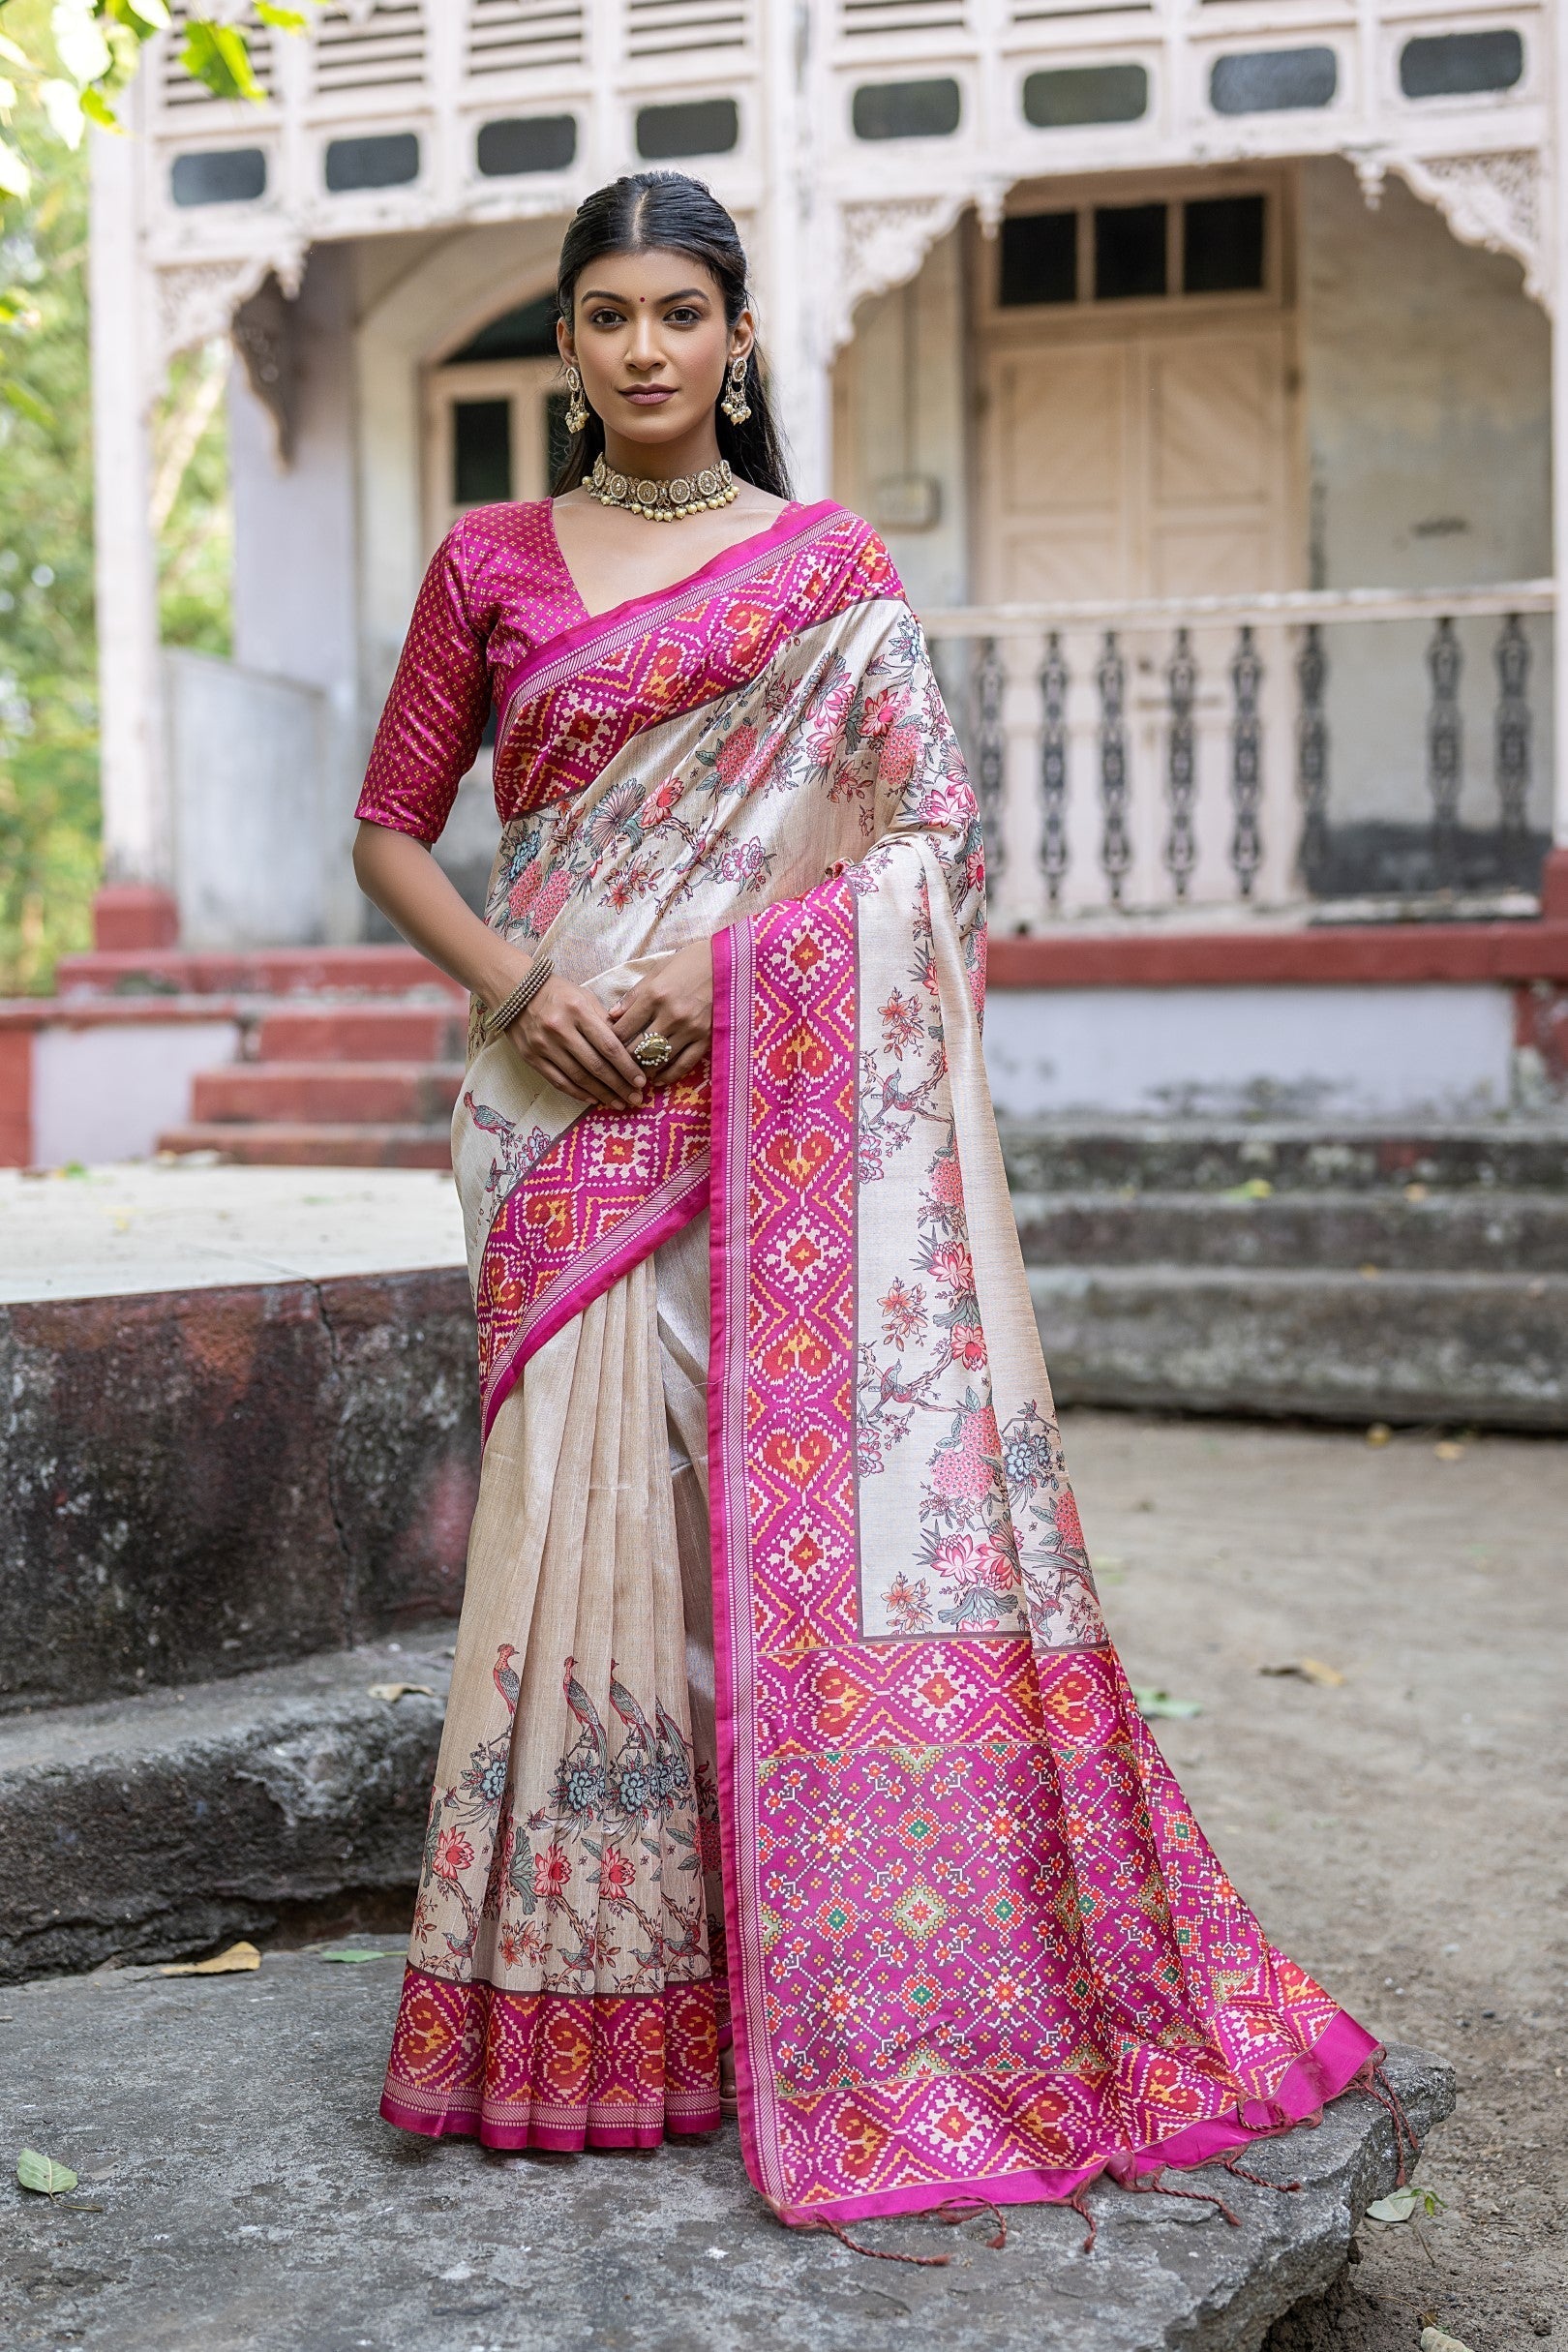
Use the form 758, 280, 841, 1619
558, 246, 750, 452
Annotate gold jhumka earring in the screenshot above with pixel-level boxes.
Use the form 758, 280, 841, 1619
720, 355, 751, 425
563, 364, 588, 435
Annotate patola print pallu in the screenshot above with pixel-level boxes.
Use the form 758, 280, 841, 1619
360, 496, 1378, 2229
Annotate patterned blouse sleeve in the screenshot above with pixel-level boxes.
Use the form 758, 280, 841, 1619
354, 519, 490, 846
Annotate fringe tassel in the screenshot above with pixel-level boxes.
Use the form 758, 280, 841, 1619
1131, 2167, 1242, 2229
776, 2193, 1007, 2267
1069, 2180, 1099, 2254
1356, 2059, 1422, 2188
1220, 2154, 1302, 2193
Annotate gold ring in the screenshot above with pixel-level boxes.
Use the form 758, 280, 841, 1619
632, 1028, 674, 1070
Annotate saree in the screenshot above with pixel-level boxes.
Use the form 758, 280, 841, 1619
373, 498, 1377, 2226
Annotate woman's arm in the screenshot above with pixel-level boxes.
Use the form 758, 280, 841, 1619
353, 822, 648, 1110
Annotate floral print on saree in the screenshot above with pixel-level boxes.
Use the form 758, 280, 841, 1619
377, 500, 1376, 2212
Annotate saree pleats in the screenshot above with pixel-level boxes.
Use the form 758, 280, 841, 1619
381, 1252, 720, 2148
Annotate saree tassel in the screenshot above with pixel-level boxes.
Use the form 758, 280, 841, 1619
1356, 2059, 1422, 2188
1131, 2168, 1242, 2229
782, 2211, 951, 2269
1219, 2154, 1302, 2193
1069, 2181, 1100, 2254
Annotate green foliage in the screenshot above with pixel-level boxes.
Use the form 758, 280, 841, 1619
0, 32, 97, 991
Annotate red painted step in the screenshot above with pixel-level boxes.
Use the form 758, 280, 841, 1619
254, 1004, 469, 1064
56, 946, 463, 1000
156, 1122, 453, 1169
191, 1062, 464, 1127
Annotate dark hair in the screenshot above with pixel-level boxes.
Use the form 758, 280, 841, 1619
552, 171, 792, 499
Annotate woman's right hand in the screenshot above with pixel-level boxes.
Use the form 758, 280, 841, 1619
500, 973, 649, 1110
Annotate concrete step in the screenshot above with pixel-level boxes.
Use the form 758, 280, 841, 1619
190, 1061, 465, 1127
0, 1263, 475, 1711
1032, 1265, 1568, 1429
0, 1974, 1454, 2349
56, 945, 462, 1000
1000, 1119, 1568, 1196
1013, 1189, 1568, 1273
253, 1001, 468, 1063
0, 1633, 453, 1980
156, 1121, 453, 1167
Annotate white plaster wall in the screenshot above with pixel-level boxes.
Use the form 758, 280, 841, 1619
32, 1023, 240, 1168
229, 245, 364, 944
830, 228, 970, 610
982, 984, 1517, 1122
1300, 160, 1553, 830
166, 649, 327, 948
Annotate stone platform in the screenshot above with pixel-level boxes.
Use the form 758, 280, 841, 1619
0, 1952, 1452, 2352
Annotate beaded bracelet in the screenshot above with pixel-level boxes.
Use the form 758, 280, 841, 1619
482, 952, 555, 1045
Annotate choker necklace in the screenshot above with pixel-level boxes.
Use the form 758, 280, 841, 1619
586, 454, 737, 522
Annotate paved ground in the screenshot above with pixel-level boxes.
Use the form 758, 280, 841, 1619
0, 1162, 463, 1302
1062, 1409, 1567, 2352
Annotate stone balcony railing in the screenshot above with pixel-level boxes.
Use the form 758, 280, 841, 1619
921, 582, 1558, 923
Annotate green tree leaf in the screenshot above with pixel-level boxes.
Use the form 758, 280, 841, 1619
49, 1, 111, 86
255, 3, 309, 27
17, 2149, 79, 2195
180, 21, 262, 101
0, 131, 30, 196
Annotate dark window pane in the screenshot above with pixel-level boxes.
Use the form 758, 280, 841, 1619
545, 389, 573, 486
1022, 64, 1147, 130
324, 132, 420, 192
999, 212, 1077, 307
453, 400, 511, 505
475, 114, 577, 177
635, 99, 739, 160
852, 77, 961, 140
1210, 47, 1338, 115
1095, 204, 1166, 301
1184, 194, 1266, 293
170, 148, 267, 207
449, 294, 559, 365
1400, 31, 1523, 100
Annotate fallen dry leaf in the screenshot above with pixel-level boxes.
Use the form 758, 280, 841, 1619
368, 1681, 436, 1703
1433, 1440, 1465, 1463
159, 1940, 261, 1977
1132, 1688, 1202, 1720
16, 2150, 78, 2196
1259, 1660, 1345, 1687
1366, 1423, 1392, 1447
317, 1946, 393, 1965
1368, 2185, 1444, 2224
1419, 2328, 1472, 2352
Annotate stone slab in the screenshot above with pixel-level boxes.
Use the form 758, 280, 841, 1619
1032, 1264, 1568, 1429
0, 1269, 478, 1710
0, 1636, 454, 1982
0, 1965, 1454, 2352
998, 1119, 1568, 1196
0, 1162, 464, 1303
1011, 1187, 1568, 1272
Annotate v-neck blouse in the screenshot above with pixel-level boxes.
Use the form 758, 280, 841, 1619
355, 497, 801, 847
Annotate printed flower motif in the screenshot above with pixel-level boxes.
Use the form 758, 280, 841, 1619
530, 867, 571, 933
932, 1534, 1013, 1593
714, 722, 759, 786
507, 859, 544, 920
880, 1278, 926, 1352
434, 1827, 475, 1881
927, 1241, 975, 1296
597, 1845, 638, 1903
948, 1322, 987, 1371
884, 1572, 932, 1633
531, 1842, 572, 1900
930, 1404, 1001, 1501
1054, 1488, 1086, 1552
879, 988, 924, 1058
637, 776, 683, 829
878, 725, 920, 793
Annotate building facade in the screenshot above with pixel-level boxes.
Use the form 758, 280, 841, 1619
71, 0, 1568, 1127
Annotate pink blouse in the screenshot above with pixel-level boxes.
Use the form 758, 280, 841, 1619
355, 501, 588, 846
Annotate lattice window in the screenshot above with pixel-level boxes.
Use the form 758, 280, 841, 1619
160, 5, 276, 106
1010, 0, 1151, 25
467, 0, 587, 75
313, 2, 427, 97
624, 0, 752, 61
840, 0, 967, 38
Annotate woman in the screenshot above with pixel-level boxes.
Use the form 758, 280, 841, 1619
354, 171, 1380, 2236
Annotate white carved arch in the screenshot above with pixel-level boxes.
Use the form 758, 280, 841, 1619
155, 244, 307, 374
1386, 148, 1548, 314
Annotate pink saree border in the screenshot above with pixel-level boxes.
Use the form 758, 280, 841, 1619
707, 903, 1382, 2232
498, 499, 846, 733
481, 1150, 710, 1441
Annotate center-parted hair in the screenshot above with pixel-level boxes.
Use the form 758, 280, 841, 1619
553, 171, 792, 500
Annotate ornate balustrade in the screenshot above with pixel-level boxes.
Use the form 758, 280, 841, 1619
921, 583, 1557, 923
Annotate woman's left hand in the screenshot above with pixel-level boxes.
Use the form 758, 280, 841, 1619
608, 938, 713, 1087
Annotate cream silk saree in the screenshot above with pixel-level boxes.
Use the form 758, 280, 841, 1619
377, 499, 1377, 2229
